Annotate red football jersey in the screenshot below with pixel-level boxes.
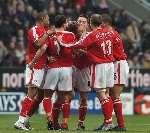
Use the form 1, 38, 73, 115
62, 27, 116, 64
47, 31, 76, 68
26, 25, 47, 69
113, 30, 127, 61
73, 32, 92, 69
73, 53, 92, 69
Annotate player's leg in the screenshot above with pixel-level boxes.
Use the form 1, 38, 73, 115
42, 68, 59, 130
14, 66, 44, 130
95, 88, 113, 131
76, 67, 91, 130
52, 91, 62, 130
14, 86, 38, 130
111, 84, 126, 131
27, 89, 44, 117
92, 63, 114, 131
77, 91, 88, 130
43, 89, 54, 126
61, 91, 73, 130
58, 67, 73, 130
110, 60, 129, 131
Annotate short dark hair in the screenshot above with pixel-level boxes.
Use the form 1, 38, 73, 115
36, 12, 47, 22
78, 14, 88, 20
54, 15, 67, 28
102, 14, 112, 25
90, 14, 102, 27
78, 14, 89, 23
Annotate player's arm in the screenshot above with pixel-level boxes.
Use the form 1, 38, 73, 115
113, 31, 123, 48
34, 29, 55, 48
28, 44, 48, 69
59, 32, 95, 49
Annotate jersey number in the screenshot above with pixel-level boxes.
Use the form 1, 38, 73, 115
101, 40, 112, 56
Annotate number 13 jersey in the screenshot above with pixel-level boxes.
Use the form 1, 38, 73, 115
65, 27, 117, 64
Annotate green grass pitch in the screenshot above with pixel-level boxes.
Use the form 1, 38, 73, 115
0, 114, 150, 133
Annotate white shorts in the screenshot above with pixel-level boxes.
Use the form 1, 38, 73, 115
25, 65, 46, 88
90, 63, 114, 89
114, 60, 129, 85
43, 67, 72, 91
73, 67, 91, 92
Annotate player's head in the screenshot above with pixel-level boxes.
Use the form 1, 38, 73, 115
66, 21, 80, 39
77, 14, 89, 32
101, 14, 112, 26
90, 14, 102, 30
54, 15, 67, 29
66, 21, 78, 34
36, 12, 49, 27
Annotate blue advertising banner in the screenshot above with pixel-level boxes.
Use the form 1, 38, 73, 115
0, 92, 25, 114
70, 92, 102, 114
70, 92, 133, 115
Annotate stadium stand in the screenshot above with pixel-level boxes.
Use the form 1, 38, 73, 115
0, 0, 150, 68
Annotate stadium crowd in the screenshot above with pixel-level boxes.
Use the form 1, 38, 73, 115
0, 0, 150, 68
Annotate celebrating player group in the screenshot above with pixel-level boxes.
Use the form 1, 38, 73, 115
14, 12, 129, 132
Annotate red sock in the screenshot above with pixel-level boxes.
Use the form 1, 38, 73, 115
43, 98, 52, 122
27, 98, 42, 117
108, 96, 114, 118
20, 96, 33, 117
62, 101, 70, 122
113, 97, 125, 128
78, 106, 87, 123
100, 97, 113, 124
52, 102, 62, 123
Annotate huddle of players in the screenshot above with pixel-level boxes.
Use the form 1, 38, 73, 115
14, 12, 129, 132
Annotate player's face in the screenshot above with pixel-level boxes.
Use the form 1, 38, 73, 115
43, 15, 50, 27
77, 17, 88, 32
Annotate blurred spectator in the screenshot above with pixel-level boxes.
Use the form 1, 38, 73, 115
141, 31, 150, 52
99, 0, 109, 14
128, 52, 144, 68
119, 9, 130, 30
17, 29, 25, 45
75, 0, 86, 7
112, 9, 130, 32
125, 20, 141, 50
15, 41, 25, 65
0, 40, 8, 65
0, 0, 149, 68
139, 21, 150, 37
143, 50, 150, 68
2, 41, 18, 66
111, 9, 122, 30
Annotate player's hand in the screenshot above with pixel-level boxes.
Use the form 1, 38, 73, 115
73, 49, 87, 57
46, 27, 55, 36
28, 62, 34, 70
48, 56, 56, 63
78, 49, 87, 54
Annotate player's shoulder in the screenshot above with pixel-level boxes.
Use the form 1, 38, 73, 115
61, 31, 76, 38
28, 26, 38, 33
62, 31, 75, 36
58, 31, 76, 43
56, 31, 74, 36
